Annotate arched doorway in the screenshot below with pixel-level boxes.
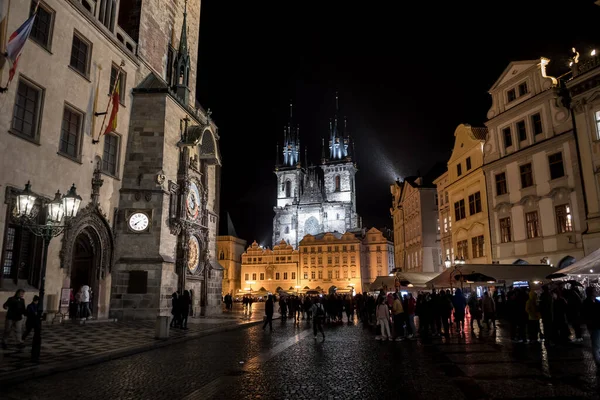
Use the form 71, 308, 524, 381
71, 228, 101, 318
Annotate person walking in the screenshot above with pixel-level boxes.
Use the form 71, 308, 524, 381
452, 289, 467, 334
582, 287, 600, 372
482, 291, 496, 330
170, 292, 180, 328
262, 294, 274, 332
2, 289, 26, 350
376, 296, 391, 341
526, 290, 542, 343
79, 284, 92, 320
179, 290, 191, 330
311, 297, 326, 340
392, 293, 405, 341
22, 295, 40, 341
468, 292, 483, 332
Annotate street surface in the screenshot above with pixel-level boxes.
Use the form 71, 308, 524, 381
3, 317, 600, 400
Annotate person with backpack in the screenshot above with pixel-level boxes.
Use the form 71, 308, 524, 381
311, 297, 325, 340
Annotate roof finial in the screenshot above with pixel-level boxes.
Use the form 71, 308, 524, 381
178, 0, 189, 56
289, 100, 293, 119
335, 91, 339, 113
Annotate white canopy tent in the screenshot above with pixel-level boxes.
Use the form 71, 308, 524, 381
425, 264, 557, 289
370, 272, 441, 291
554, 247, 600, 276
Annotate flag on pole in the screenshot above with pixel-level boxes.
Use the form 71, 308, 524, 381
102, 76, 120, 137
5, 13, 36, 86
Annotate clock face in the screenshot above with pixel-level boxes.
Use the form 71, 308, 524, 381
186, 182, 200, 220
187, 236, 200, 273
128, 212, 149, 232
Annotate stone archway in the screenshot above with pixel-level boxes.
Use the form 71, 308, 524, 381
60, 204, 114, 318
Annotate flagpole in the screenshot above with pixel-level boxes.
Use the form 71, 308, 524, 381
93, 59, 124, 144
90, 64, 102, 140
0, 0, 11, 88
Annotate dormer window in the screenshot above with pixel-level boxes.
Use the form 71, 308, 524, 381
518, 82, 528, 96
507, 88, 516, 102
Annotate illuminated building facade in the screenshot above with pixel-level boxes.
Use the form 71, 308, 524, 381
272, 96, 361, 249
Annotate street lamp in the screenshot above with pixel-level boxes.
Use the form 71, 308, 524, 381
13, 181, 82, 362
444, 257, 452, 269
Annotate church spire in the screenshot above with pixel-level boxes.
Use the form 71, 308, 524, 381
326, 91, 348, 162
281, 100, 300, 167
173, 0, 190, 105
179, 0, 188, 56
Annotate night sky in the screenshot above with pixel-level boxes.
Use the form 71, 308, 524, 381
196, 0, 599, 245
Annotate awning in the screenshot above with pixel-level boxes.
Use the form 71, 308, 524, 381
555, 247, 600, 276
369, 272, 440, 291
426, 264, 557, 288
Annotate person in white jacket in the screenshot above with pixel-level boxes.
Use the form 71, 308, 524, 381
376, 295, 391, 341
80, 285, 92, 320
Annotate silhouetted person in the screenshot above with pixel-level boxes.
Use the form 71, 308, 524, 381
263, 294, 274, 332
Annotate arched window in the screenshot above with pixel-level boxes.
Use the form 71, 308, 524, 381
219, 251, 225, 260
285, 226, 290, 234
285, 180, 292, 197
334, 175, 341, 192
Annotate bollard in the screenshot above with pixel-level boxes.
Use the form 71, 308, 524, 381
155, 315, 170, 339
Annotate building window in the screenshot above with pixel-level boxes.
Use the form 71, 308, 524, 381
310, 257, 315, 265
466, 157, 471, 171
285, 180, 291, 197
351, 256, 355, 263
456, 240, 468, 259
525, 211, 540, 239
595, 111, 600, 140
334, 175, 341, 192
109, 64, 126, 105
457, 163, 462, 176
507, 88, 516, 102
327, 270, 332, 279
532, 113, 543, 135
70, 31, 91, 76
376, 245, 381, 251
548, 152, 565, 180
318, 256, 323, 264
350, 245, 355, 251
468, 191, 482, 215
283, 272, 288, 280
335, 270, 340, 279
304, 272, 308, 279
327, 256, 332, 264
291, 272, 295, 279
518, 82, 528, 96
59, 105, 83, 159
517, 120, 527, 142
252, 273, 257, 280
499, 217, 512, 243
303, 257, 308, 265
30, 1, 54, 50
343, 271, 348, 279
311, 271, 315, 279
496, 172, 507, 195
102, 133, 119, 176
443, 217, 448, 233
12, 78, 43, 142
503, 127, 512, 148
555, 204, 573, 233
275, 272, 280, 280
351, 271, 356, 278
334, 256, 339, 263
2, 221, 43, 286
454, 199, 466, 221
318, 270, 322, 279
244, 273, 249, 281
445, 191, 449, 204
520, 163, 533, 188
471, 235, 485, 258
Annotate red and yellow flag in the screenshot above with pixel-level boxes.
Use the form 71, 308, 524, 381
103, 77, 119, 136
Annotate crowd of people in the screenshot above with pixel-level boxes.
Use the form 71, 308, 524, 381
256, 283, 600, 372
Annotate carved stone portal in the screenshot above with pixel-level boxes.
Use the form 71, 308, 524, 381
59, 203, 114, 279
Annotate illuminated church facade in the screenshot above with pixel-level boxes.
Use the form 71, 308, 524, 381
272, 96, 361, 248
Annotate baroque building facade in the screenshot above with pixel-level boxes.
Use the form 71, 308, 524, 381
217, 235, 247, 296
390, 174, 442, 273
433, 171, 453, 266
566, 51, 600, 255
272, 97, 361, 249
443, 124, 492, 265
483, 59, 584, 267
241, 228, 393, 295
0, 0, 223, 319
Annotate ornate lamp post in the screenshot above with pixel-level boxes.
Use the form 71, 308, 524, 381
13, 181, 82, 361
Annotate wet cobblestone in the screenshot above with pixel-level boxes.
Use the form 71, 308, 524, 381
3, 318, 600, 399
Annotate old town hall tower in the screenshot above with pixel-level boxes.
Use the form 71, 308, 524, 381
273, 95, 361, 248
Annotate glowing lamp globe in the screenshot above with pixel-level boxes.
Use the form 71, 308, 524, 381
47, 191, 65, 224
62, 184, 82, 218
16, 181, 37, 218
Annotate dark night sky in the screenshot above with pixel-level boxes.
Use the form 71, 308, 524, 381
196, 0, 599, 245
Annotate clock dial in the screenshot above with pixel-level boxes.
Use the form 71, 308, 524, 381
187, 236, 200, 273
186, 182, 200, 220
128, 212, 149, 232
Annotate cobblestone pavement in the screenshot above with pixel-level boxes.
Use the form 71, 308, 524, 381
0, 303, 270, 377
2, 317, 600, 400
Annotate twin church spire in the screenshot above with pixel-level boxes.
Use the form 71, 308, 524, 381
277, 93, 355, 169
